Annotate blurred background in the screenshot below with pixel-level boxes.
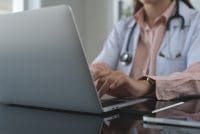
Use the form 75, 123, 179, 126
0, 0, 199, 63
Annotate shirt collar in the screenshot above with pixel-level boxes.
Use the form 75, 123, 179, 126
128, 1, 195, 29
133, 0, 176, 29
161, 0, 176, 23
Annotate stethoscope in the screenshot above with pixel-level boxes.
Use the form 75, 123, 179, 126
119, 0, 185, 66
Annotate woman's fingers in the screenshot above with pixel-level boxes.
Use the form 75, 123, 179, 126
96, 77, 106, 91
96, 74, 114, 97
93, 70, 111, 81
95, 70, 131, 98
110, 78, 123, 89
109, 73, 128, 90
96, 75, 113, 91
98, 80, 110, 97
90, 63, 111, 77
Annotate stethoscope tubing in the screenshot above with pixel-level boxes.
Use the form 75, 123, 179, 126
120, 0, 185, 65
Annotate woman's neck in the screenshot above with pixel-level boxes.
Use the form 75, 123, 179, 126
143, 0, 173, 27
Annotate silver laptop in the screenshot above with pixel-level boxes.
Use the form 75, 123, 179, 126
0, 5, 148, 114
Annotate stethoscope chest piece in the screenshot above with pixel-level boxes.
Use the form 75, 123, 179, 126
120, 53, 132, 65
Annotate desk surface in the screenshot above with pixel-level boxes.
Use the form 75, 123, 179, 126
0, 100, 199, 134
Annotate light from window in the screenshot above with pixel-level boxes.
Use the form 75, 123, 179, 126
13, 0, 24, 12
0, 0, 24, 14
0, 0, 13, 14
113, 0, 133, 23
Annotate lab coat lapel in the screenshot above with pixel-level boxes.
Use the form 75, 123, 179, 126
119, 21, 141, 76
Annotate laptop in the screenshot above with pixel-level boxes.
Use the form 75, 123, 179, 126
0, 5, 148, 114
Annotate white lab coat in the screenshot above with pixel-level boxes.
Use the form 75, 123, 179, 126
93, 1, 200, 77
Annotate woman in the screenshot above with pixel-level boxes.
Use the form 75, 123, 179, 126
90, 0, 200, 100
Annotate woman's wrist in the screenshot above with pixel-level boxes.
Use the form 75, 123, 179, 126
141, 76, 156, 96
127, 77, 156, 97
140, 76, 156, 90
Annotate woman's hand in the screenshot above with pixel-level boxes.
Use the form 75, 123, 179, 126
94, 70, 130, 97
93, 69, 153, 98
89, 62, 111, 79
90, 62, 154, 98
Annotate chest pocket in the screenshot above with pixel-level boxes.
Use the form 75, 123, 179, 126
156, 27, 188, 76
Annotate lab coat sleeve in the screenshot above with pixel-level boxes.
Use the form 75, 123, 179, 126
149, 14, 200, 100
92, 22, 122, 69
150, 63, 200, 100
